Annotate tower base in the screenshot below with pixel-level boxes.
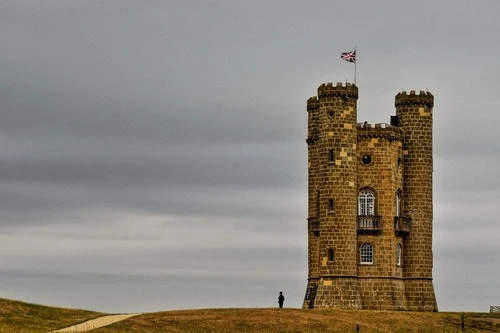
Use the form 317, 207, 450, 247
404, 279, 438, 311
358, 278, 407, 310
303, 277, 362, 309
303, 277, 437, 311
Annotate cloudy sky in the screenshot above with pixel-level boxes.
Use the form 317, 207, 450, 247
0, 0, 499, 313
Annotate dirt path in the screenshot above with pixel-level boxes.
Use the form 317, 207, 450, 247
52, 313, 140, 332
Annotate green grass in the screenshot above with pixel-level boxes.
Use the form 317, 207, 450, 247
1, 298, 500, 333
0, 298, 103, 333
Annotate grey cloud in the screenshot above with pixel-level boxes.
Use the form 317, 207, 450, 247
0, 0, 499, 313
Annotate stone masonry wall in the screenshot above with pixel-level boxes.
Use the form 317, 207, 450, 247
404, 279, 437, 311
356, 125, 407, 309
314, 277, 361, 309
358, 278, 407, 310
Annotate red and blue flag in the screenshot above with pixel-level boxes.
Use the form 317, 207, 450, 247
341, 50, 356, 63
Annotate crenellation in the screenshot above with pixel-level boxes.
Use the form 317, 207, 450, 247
318, 82, 359, 99
395, 90, 433, 108
307, 96, 319, 112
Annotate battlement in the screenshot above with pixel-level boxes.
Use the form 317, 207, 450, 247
357, 123, 403, 140
307, 96, 319, 112
317, 82, 358, 99
395, 90, 433, 108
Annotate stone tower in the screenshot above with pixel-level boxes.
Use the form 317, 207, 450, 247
303, 82, 437, 311
395, 91, 437, 311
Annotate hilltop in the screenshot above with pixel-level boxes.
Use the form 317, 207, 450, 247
1, 298, 500, 332
0, 298, 102, 332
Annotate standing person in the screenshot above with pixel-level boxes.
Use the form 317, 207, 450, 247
278, 291, 285, 308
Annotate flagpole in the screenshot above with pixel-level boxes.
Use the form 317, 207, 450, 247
354, 46, 357, 85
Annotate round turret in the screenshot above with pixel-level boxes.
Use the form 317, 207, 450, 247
395, 89, 437, 311
304, 81, 361, 309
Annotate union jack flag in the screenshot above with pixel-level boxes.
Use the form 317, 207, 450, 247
341, 50, 356, 63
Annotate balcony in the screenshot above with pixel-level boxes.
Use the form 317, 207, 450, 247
308, 217, 320, 234
357, 215, 382, 233
394, 216, 411, 236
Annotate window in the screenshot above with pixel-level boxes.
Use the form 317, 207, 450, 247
316, 190, 320, 217
396, 244, 402, 266
358, 189, 375, 215
328, 199, 335, 212
360, 243, 373, 264
328, 248, 335, 262
328, 149, 335, 163
395, 192, 402, 217
361, 154, 372, 165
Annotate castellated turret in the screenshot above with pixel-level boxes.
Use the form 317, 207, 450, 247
395, 91, 437, 311
303, 84, 437, 311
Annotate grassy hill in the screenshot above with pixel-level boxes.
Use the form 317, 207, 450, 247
1, 298, 500, 332
91, 308, 500, 333
0, 298, 103, 333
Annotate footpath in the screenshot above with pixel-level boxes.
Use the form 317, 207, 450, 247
52, 313, 140, 332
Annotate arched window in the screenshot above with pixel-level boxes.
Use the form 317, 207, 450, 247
358, 189, 375, 215
395, 191, 402, 217
396, 244, 402, 266
360, 243, 373, 264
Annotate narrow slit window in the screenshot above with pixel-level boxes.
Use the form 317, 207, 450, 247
316, 190, 320, 217
396, 244, 402, 266
395, 192, 402, 217
328, 248, 335, 262
328, 149, 334, 163
328, 199, 335, 211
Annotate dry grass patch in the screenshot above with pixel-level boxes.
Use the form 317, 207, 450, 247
0, 298, 103, 333
92, 308, 500, 333
1, 298, 499, 333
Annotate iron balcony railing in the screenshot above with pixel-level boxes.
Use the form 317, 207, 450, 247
357, 215, 382, 232
394, 216, 411, 236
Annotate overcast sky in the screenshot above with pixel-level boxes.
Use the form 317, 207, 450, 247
0, 0, 499, 313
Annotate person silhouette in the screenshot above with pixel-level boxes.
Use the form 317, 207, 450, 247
278, 291, 285, 308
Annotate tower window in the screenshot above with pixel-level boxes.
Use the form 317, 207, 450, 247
358, 189, 375, 215
396, 244, 402, 266
328, 199, 335, 212
328, 248, 335, 262
328, 149, 335, 163
360, 243, 373, 265
361, 154, 372, 165
316, 190, 320, 218
395, 192, 402, 217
